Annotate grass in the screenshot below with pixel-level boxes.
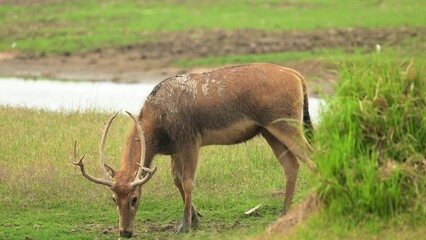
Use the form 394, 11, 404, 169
174, 48, 344, 67
286, 214, 426, 240
311, 55, 425, 226
261, 54, 426, 240
1, 0, 425, 54
1, 55, 425, 239
0, 107, 313, 239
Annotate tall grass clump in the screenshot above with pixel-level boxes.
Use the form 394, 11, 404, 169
314, 55, 425, 222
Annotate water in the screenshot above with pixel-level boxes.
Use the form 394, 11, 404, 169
0, 78, 158, 113
0, 78, 323, 123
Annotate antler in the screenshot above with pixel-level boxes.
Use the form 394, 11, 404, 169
131, 163, 158, 188
99, 112, 119, 181
72, 112, 119, 188
73, 140, 114, 187
126, 111, 157, 189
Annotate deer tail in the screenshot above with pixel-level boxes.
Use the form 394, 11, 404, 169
302, 80, 314, 143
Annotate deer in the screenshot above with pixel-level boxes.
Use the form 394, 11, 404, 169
72, 63, 316, 238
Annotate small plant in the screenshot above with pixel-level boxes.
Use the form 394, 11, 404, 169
314, 54, 425, 221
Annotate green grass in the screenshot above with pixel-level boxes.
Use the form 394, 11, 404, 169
0, 108, 313, 239
286, 214, 426, 240
262, 54, 426, 240
174, 48, 344, 67
312, 55, 425, 222
1, 0, 425, 54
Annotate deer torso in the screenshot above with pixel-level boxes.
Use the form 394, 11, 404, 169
140, 63, 305, 155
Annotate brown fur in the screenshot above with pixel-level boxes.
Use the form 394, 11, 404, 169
77, 63, 316, 237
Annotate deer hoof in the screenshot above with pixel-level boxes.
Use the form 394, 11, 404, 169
191, 210, 201, 228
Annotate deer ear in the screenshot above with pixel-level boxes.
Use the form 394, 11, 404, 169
104, 164, 117, 178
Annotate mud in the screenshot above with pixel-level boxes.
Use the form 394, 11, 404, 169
107, 27, 421, 61
1, 27, 424, 96
145, 221, 178, 233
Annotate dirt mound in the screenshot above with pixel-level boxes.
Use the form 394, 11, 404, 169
267, 193, 320, 236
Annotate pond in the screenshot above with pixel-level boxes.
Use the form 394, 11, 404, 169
0, 78, 323, 123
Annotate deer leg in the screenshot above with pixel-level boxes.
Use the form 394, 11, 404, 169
265, 124, 316, 173
262, 130, 300, 215
171, 155, 201, 231
172, 145, 199, 234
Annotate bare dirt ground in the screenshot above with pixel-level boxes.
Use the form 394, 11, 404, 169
266, 193, 320, 237
1, 27, 424, 96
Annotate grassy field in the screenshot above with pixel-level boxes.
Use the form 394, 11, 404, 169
1, 0, 425, 54
1, 0, 425, 239
1, 55, 425, 239
0, 108, 313, 239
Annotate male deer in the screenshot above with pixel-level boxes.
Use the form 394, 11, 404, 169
73, 63, 316, 238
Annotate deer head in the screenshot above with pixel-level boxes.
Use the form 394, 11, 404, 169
73, 112, 157, 238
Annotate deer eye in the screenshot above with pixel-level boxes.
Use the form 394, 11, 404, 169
131, 196, 138, 206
